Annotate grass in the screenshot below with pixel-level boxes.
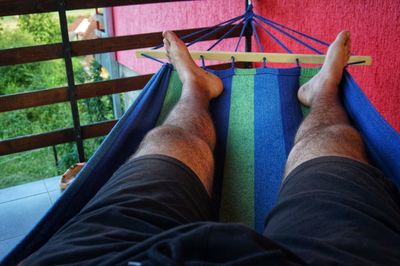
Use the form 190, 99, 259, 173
0, 148, 59, 189
0, 138, 106, 189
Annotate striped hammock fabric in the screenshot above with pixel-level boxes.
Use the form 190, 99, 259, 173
157, 66, 400, 232
4, 63, 400, 265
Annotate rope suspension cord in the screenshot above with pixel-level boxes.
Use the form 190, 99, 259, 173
137, 4, 372, 66
254, 15, 323, 54
186, 16, 244, 48
200, 55, 206, 68
252, 19, 292, 53
142, 14, 246, 63
140, 53, 165, 64
250, 19, 264, 53
255, 15, 330, 47
347, 60, 367, 65
231, 56, 236, 68
262, 57, 267, 68
207, 17, 248, 51
234, 17, 251, 52
151, 14, 245, 50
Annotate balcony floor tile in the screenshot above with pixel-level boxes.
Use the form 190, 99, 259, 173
0, 193, 52, 241
0, 181, 47, 204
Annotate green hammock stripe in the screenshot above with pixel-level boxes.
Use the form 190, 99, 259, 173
156, 69, 182, 125
219, 68, 256, 227
299, 67, 320, 117
155, 67, 320, 227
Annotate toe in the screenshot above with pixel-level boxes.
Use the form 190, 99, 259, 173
335, 31, 350, 45
347, 38, 352, 51
163, 37, 170, 48
164, 31, 178, 42
162, 30, 173, 39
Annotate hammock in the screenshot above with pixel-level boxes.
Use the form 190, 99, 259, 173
3, 6, 400, 265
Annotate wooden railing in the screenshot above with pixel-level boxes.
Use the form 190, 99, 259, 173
0, 0, 249, 160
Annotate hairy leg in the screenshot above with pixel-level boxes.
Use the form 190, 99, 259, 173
132, 31, 223, 196
284, 31, 369, 178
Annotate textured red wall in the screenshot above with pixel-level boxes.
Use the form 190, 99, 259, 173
112, 0, 400, 132
112, 1, 246, 74
253, 0, 400, 132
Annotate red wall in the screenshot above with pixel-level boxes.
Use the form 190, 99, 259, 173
112, 1, 246, 74
112, 0, 400, 132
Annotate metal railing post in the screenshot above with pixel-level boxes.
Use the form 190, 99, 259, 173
57, 0, 85, 161
245, 0, 253, 68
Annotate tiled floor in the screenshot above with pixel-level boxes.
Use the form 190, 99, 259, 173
0, 176, 62, 261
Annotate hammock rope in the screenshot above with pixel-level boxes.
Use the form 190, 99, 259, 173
186, 16, 244, 47
140, 53, 165, 64
152, 14, 245, 50
253, 18, 292, 53
254, 15, 330, 47
207, 17, 247, 51
250, 19, 264, 52
254, 15, 323, 54
142, 4, 336, 65
234, 17, 249, 52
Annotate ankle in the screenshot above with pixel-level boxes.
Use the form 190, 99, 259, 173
181, 85, 211, 105
317, 71, 340, 86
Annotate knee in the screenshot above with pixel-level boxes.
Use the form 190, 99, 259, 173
296, 124, 363, 146
323, 124, 364, 146
285, 124, 368, 178
296, 124, 366, 156
137, 125, 214, 174
155, 126, 213, 162
144, 126, 184, 143
145, 126, 209, 150
142, 125, 211, 152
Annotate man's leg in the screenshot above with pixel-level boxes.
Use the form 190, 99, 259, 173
21, 31, 224, 265
265, 31, 400, 265
284, 31, 368, 177
132, 31, 223, 195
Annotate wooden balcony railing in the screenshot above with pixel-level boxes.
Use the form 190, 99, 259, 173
0, 0, 250, 160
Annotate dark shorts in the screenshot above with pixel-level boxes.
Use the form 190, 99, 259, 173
23, 155, 400, 265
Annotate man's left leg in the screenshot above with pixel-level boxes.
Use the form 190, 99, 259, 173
21, 31, 223, 265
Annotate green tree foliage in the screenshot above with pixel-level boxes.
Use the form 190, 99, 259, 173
79, 61, 113, 123
0, 29, 71, 141
18, 13, 61, 43
77, 60, 113, 160
0, 17, 115, 187
0, 27, 66, 95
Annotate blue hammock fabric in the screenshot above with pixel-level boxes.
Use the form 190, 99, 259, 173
207, 66, 302, 231
3, 63, 400, 265
342, 71, 400, 182
1, 64, 172, 265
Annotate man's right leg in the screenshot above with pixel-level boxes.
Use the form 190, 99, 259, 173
264, 31, 400, 265
21, 31, 221, 265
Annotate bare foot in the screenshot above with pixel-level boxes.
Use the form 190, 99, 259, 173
298, 31, 352, 106
163, 31, 223, 99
